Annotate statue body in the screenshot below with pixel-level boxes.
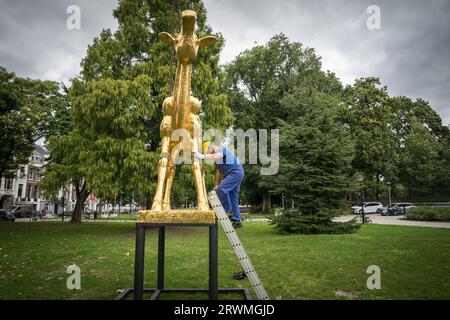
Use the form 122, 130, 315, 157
151, 10, 217, 213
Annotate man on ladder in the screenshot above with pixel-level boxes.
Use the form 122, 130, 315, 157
194, 141, 244, 229
196, 142, 269, 300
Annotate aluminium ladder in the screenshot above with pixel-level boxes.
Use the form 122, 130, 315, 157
208, 191, 270, 300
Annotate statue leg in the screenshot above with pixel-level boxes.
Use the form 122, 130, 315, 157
189, 111, 209, 211
162, 164, 175, 211
162, 141, 183, 211
192, 161, 209, 211
201, 167, 208, 204
151, 136, 171, 211
192, 136, 209, 211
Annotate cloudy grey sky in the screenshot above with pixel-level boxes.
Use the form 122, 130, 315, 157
0, 0, 449, 124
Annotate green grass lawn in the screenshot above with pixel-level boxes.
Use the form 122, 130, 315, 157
1, 221, 449, 300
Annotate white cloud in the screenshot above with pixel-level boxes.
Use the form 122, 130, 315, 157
0, 0, 448, 125
203, 0, 450, 125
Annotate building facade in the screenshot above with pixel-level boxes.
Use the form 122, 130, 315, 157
0, 145, 52, 213
1, 145, 139, 216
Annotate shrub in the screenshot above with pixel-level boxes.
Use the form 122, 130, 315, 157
272, 207, 285, 217
406, 207, 450, 222
249, 205, 262, 214
270, 211, 360, 235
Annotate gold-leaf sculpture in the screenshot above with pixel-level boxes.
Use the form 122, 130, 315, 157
138, 10, 216, 224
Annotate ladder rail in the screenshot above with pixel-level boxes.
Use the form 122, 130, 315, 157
208, 191, 270, 300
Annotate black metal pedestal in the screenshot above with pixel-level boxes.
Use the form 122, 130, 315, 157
116, 223, 251, 300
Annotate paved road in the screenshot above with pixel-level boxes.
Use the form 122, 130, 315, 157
334, 214, 450, 229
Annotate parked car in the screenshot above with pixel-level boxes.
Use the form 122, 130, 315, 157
9, 205, 33, 218
0, 209, 16, 222
351, 202, 384, 214
377, 204, 396, 214
380, 202, 415, 216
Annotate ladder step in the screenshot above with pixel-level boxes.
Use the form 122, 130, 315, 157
208, 191, 270, 300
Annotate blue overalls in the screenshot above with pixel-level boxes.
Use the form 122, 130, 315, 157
215, 147, 244, 222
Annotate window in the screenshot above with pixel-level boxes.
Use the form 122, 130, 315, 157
3, 179, 13, 190
18, 184, 23, 198
26, 185, 32, 200
32, 186, 38, 200
19, 167, 26, 179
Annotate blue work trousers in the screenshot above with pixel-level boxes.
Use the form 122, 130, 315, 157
216, 168, 244, 222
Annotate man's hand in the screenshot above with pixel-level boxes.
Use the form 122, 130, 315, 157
193, 151, 205, 160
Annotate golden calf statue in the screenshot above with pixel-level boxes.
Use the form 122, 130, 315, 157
139, 10, 217, 222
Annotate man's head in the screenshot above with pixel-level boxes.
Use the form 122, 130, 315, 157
202, 141, 219, 154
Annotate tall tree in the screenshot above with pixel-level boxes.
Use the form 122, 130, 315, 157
342, 77, 398, 199
0, 67, 64, 178
40, 132, 89, 222
41, 0, 233, 221
434, 127, 450, 196
225, 34, 343, 211
390, 96, 446, 143
399, 118, 441, 196
389, 96, 449, 198
271, 87, 355, 214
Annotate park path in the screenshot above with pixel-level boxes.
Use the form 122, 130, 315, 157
334, 214, 450, 229
14, 214, 450, 229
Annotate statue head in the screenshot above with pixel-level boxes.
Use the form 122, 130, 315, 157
181, 10, 197, 35
159, 10, 218, 64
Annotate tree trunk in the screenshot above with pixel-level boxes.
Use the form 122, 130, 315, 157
71, 182, 89, 223
408, 188, 413, 200
375, 174, 380, 200
262, 192, 272, 213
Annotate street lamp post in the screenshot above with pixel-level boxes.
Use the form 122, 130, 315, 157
119, 193, 122, 216
360, 195, 365, 224
356, 174, 365, 224
61, 194, 65, 222
386, 182, 392, 205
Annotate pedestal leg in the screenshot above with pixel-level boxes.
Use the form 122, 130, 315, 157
134, 224, 146, 300
209, 224, 219, 300
157, 226, 165, 290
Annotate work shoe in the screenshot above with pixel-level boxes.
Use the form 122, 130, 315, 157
233, 271, 247, 280
232, 221, 243, 229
